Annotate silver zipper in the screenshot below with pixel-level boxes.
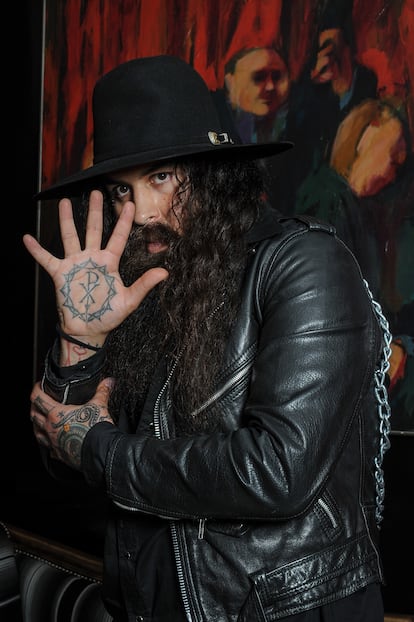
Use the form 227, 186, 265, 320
154, 300, 239, 621
188, 354, 255, 418
318, 498, 338, 529
197, 519, 206, 539
171, 522, 194, 621
153, 355, 180, 438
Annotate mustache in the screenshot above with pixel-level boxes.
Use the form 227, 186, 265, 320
119, 222, 180, 283
128, 221, 179, 247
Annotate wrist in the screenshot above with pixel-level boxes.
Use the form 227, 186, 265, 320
56, 324, 107, 367
57, 324, 104, 351
43, 342, 106, 404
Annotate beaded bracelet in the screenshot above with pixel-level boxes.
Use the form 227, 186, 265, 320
56, 324, 102, 352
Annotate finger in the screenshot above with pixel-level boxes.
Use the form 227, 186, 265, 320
88, 379, 116, 425
32, 422, 51, 449
59, 198, 82, 255
94, 377, 116, 405
127, 267, 169, 311
22, 234, 61, 277
105, 202, 135, 257
85, 190, 104, 250
37, 436, 51, 449
30, 412, 46, 430
30, 382, 56, 416
31, 395, 53, 416
29, 380, 43, 402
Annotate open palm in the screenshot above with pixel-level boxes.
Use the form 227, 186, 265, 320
23, 190, 168, 344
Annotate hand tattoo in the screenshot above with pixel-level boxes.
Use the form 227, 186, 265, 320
60, 258, 116, 322
53, 404, 106, 469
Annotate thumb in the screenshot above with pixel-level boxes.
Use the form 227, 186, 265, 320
94, 377, 115, 403
129, 267, 169, 304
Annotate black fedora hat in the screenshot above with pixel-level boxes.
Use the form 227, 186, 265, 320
37, 55, 293, 200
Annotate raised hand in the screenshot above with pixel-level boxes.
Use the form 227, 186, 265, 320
310, 36, 337, 84
23, 190, 168, 349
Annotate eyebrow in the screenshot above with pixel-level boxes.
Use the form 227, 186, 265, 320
104, 162, 175, 185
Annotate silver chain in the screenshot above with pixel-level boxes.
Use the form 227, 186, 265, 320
363, 279, 393, 525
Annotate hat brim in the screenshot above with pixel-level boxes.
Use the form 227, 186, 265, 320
35, 140, 294, 200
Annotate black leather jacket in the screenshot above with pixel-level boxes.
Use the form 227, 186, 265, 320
43, 208, 389, 621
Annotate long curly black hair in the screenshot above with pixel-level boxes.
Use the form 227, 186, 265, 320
78, 156, 268, 433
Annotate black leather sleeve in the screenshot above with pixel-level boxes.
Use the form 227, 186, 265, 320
41, 339, 107, 404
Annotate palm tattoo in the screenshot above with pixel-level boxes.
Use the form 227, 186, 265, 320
61, 259, 116, 322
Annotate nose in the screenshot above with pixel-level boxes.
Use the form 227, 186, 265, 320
133, 208, 160, 226
264, 77, 276, 91
131, 187, 162, 225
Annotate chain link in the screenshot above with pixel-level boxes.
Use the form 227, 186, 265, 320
363, 280, 392, 525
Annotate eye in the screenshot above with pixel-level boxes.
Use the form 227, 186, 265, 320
252, 71, 267, 84
111, 184, 132, 203
271, 71, 282, 82
150, 170, 173, 185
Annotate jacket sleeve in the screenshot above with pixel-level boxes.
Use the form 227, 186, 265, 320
83, 228, 382, 520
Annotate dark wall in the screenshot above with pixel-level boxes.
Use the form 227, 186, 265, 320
5, 3, 118, 557
6, 1, 101, 550
6, 1, 41, 494
380, 434, 414, 614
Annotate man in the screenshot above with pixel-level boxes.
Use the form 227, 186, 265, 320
211, 46, 297, 215
288, 6, 378, 180
215, 46, 291, 144
24, 55, 391, 621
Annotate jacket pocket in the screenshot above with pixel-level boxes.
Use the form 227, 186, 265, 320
314, 491, 343, 540
206, 520, 250, 537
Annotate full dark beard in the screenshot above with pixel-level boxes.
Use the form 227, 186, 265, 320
104, 219, 246, 435
104, 289, 166, 428
104, 223, 178, 427
118, 222, 180, 285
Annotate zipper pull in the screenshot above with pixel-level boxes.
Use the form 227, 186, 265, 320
198, 518, 206, 539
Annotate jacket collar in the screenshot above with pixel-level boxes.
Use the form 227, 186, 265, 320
245, 202, 284, 245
